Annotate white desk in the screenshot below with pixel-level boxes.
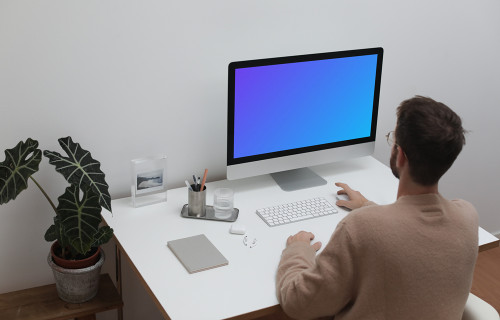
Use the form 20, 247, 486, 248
103, 156, 499, 320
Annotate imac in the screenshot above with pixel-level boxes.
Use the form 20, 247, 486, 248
227, 47, 383, 191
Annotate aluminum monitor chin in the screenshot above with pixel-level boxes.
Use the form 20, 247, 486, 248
227, 47, 383, 191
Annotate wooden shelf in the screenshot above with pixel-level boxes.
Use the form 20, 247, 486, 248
0, 273, 123, 320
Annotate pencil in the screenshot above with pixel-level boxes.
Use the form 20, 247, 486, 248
200, 169, 208, 191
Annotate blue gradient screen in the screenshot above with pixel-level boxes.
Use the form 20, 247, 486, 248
233, 54, 378, 159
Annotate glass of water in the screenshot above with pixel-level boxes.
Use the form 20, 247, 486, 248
213, 188, 234, 219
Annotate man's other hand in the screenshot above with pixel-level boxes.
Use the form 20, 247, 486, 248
286, 231, 322, 251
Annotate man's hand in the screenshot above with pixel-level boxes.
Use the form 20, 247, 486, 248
286, 231, 322, 251
335, 182, 370, 210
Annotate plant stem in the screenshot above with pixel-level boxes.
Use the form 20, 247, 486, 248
30, 176, 57, 213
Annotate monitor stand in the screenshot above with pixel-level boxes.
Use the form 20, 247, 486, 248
271, 167, 327, 192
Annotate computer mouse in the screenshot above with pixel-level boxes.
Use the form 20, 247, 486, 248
336, 194, 350, 202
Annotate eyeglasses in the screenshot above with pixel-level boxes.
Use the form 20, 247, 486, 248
385, 131, 396, 146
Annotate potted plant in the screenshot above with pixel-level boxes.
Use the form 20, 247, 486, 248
0, 137, 113, 303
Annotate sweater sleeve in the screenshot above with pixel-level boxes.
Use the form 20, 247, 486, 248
276, 221, 356, 320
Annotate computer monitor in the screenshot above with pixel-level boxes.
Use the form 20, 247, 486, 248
227, 47, 384, 191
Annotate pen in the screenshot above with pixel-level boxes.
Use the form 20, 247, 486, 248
185, 180, 193, 191
192, 175, 197, 191
200, 169, 208, 192
197, 177, 201, 191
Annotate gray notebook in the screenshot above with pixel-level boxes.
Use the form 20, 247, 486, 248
167, 234, 228, 273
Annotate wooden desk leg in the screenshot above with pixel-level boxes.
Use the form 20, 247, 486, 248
116, 244, 124, 320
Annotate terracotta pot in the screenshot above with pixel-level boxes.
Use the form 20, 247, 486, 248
50, 241, 101, 269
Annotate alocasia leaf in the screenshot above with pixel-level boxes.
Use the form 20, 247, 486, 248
44, 223, 58, 242
44, 216, 70, 249
43, 137, 111, 212
92, 226, 114, 247
0, 138, 42, 204
56, 184, 103, 255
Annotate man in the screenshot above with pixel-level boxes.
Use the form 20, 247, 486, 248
276, 96, 478, 320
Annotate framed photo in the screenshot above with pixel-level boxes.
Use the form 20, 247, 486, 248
131, 155, 167, 207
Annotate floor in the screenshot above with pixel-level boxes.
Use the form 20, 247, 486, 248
255, 245, 500, 320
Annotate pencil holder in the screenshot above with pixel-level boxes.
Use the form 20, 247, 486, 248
188, 185, 206, 217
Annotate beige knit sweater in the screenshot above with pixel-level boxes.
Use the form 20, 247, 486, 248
276, 194, 478, 320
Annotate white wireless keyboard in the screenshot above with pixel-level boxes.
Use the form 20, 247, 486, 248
256, 197, 337, 227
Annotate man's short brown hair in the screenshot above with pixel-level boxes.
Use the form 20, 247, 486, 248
395, 96, 466, 186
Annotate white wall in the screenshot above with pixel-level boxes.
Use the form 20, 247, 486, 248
1, 1, 499, 319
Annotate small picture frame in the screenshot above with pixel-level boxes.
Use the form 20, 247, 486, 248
131, 155, 167, 207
